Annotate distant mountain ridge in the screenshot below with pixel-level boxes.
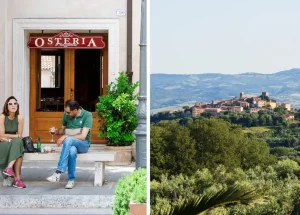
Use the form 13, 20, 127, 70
150, 68, 300, 110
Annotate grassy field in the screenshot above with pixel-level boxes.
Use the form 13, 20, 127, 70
243, 127, 272, 134
150, 101, 197, 114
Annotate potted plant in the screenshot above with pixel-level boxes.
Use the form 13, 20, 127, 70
96, 71, 139, 165
113, 168, 147, 215
129, 176, 147, 215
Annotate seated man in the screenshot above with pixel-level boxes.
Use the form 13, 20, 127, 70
46, 100, 93, 189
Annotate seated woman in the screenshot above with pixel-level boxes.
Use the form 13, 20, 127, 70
0, 96, 26, 188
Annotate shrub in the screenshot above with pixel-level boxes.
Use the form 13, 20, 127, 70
131, 174, 147, 203
113, 168, 147, 215
275, 159, 300, 178
96, 71, 139, 146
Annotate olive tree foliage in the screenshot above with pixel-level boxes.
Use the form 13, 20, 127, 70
151, 160, 300, 215
151, 119, 276, 180
150, 118, 300, 214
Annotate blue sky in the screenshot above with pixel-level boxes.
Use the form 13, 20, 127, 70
150, 0, 300, 74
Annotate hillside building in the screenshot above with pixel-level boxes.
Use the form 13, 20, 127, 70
192, 106, 205, 117
281, 102, 291, 111
266, 101, 277, 109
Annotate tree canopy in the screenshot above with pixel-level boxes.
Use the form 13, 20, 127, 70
151, 118, 276, 180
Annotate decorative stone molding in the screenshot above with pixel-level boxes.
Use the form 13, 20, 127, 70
12, 19, 119, 136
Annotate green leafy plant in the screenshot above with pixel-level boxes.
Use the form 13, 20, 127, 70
113, 168, 147, 215
153, 185, 264, 215
131, 173, 147, 203
96, 71, 139, 146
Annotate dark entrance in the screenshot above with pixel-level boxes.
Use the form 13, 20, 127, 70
75, 49, 101, 112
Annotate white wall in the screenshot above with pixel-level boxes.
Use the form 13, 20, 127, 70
132, 0, 142, 86
0, 0, 141, 107
0, 0, 7, 103
41, 70, 53, 88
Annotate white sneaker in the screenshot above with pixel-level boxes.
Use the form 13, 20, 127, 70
65, 180, 75, 189
46, 172, 61, 182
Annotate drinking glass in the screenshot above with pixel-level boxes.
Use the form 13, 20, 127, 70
49, 126, 56, 142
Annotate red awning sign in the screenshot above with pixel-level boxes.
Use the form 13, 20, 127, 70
27, 31, 105, 49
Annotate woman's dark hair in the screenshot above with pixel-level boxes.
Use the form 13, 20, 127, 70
65, 100, 80, 111
2, 96, 19, 116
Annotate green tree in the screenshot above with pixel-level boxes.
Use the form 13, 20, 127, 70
151, 164, 300, 215
274, 106, 287, 115
151, 121, 197, 180
274, 159, 300, 178
188, 119, 243, 170
201, 112, 212, 118
188, 118, 275, 171
238, 134, 276, 169
150, 124, 169, 179
270, 147, 296, 157
294, 110, 300, 120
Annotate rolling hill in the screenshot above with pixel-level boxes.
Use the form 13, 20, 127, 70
151, 68, 300, 111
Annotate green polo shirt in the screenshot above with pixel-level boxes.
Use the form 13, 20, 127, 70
62, 107, 93, 143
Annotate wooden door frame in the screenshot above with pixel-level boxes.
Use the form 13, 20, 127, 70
30, 47, 108, 143
64, 49, 75, 101
29, 49, 38, 138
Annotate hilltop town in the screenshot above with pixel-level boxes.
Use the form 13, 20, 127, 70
154, 92, 295, 121
191, 91, 293, 117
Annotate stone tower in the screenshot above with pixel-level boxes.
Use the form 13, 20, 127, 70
262, 92, 269, 97
240, 92, 244, 99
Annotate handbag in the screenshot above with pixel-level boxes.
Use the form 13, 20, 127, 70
22, 136, 36, 153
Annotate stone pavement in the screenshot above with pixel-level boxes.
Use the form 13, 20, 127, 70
0, 208, 112, 215
0, 157, 135, 215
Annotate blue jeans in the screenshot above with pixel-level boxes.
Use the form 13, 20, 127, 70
57, 137, 89, 180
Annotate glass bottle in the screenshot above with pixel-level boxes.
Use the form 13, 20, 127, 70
37, 136, 41, 152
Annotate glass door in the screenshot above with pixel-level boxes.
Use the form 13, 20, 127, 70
39, 49, 65, 112
30, 49, 73, 143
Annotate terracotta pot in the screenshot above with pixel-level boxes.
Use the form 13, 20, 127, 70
104, 145, 132, 165
131, 141, 136, 161
129, 201, 146, 215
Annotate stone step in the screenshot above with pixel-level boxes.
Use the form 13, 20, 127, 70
0, 208, 112, 214
0, 186, 114, 209
0, 161, 135, 210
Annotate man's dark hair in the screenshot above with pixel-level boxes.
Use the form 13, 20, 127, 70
65, 100, 80, 111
